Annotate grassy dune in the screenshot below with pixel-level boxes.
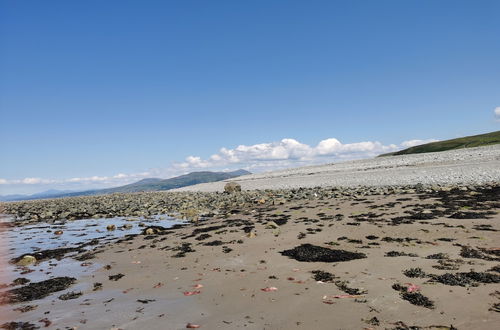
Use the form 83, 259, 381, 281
381, 130, 500, 156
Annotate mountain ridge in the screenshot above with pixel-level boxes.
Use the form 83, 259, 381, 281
1, 170, 250, 201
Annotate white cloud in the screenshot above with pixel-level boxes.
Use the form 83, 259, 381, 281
2, 136, 438, 192
174, 137, 402, 171
495, 107, 500, 120
401, 139, 439, 148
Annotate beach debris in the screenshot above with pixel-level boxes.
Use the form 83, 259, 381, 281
330, 294, 364, 299
405, 283, 421, 293
58, 291, 82, 300
183, 290, 201, 296
186, 323, 201, 328
193, 284, 203, 289
106, 224, 116, 231
322, 294, 363, 304
16, 255, 36, 266
13, 305, 38, 313
93, 283, 103, 291
365, 317, 380, 326
54, 230, 63, 235
280, 244, 366, 262
153, 282, 164, 288
261, 287, 278, 292
38, 318, 51, 327
0, 277, 76, 304
108, 273, 125, 281
392, 283, 434, 309
224, 182, 241, 193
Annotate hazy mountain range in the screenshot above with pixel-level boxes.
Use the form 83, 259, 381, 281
0, 169, 250, 202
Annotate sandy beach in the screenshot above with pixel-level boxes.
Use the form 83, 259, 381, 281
1, 180, 499, 329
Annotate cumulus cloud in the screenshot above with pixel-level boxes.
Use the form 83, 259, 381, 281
2, 136, 438, 192
400, 139, 439, 148
174, 137, 401, 171
495, 107, 500, 120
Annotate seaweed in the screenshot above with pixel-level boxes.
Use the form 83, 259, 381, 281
0, 322, 39, 330
385, 251, 418, 257
0, 277, 76, 304
108, 274, 125, 281
335, 281, 367, 295
430, 271, 500, 287
403, 268, 427, 278
426, 253, 448, 259
280, 244, 366, 262
58, 291, 82, 300
195, 233, 211, 241
311, 270, 336, 282
392, 283, 434, 309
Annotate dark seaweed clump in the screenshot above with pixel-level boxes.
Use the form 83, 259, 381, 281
488, 265, 500, 273
460, 246, 499, 261
403, 268, 427, 278
203, 240, 224, 246
172, 243, 195, 257
449, 211, 490, 219
335, 281, 367, 295
392, 283, 434, 309
108, 274, 124, 281
385, 251, 418, 257
195, 233, 211, 241
58, 291, 82, 300
0, 277, 76, 305
10, 247, 83, 264
426, 253, 448, 259
430, 271, 500, 287
0, 322, 39, 330
280, 244, 366, 262
311, 270, 336, 282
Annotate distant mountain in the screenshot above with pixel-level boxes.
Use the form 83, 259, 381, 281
0, 189, 77, 202
0, 170, 251, 201
379, 130, 500, 157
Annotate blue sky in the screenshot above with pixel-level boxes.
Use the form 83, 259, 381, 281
1, 0, 499, 194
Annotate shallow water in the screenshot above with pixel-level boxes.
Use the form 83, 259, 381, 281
0, 214, 185, 286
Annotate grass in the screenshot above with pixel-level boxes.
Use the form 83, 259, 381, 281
380, 130, 500, 156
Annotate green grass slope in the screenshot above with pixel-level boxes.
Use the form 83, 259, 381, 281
380, 130, 500, 157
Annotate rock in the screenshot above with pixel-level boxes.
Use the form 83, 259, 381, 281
54, 230, 63, 235
145, 228, 156, 235
16, 255, 36, 266
224, 182, 241, 193
106, 224, 116, 231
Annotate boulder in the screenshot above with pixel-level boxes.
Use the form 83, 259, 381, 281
224, 182, 241, 193
16, 255, 36, 266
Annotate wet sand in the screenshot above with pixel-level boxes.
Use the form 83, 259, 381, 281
1, 187, 499, 329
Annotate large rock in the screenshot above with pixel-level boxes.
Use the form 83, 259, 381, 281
224, 182, 241, 193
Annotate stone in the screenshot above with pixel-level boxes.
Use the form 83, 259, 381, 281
106, 224, 116, 231
16, 255, 36, 266
224, 182, 241, 193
